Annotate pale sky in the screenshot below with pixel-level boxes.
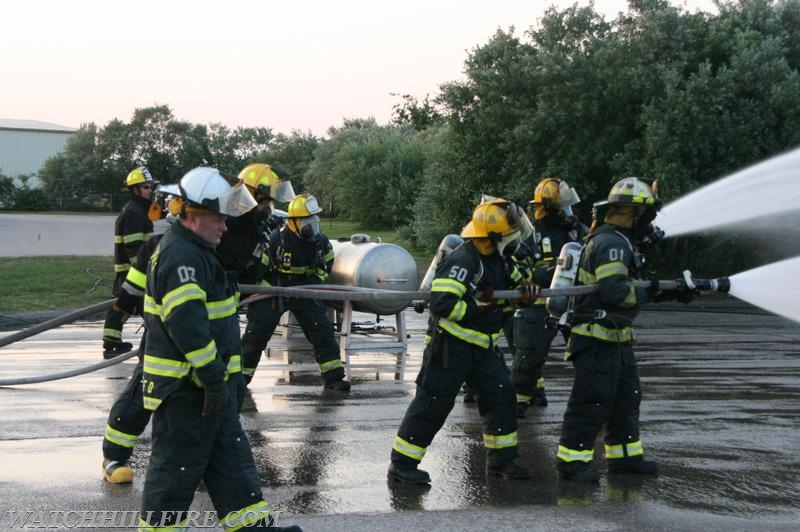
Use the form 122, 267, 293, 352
0, 0, 718, 136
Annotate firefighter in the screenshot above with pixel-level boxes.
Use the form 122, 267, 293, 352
388, 198, 537, 484
101, 229, 163, 483
511, 178, 588, 417
555, 177, 693, 482
101, 166, 159, 359
138, 167, 301, 531
239, 193, 350, 390
217, 163, 295, 285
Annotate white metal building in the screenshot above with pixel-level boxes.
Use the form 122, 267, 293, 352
0, 119, 77, 186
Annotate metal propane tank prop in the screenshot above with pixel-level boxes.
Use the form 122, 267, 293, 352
326, 234, 418, 381
329, 234, 419, 315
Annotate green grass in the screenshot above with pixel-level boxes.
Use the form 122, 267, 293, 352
0, 256, 116, 315
0, 219, 431, 315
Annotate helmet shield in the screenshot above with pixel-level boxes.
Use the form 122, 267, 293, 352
269, 180, 296, 203
219, 181, 258, 217
557, 182, 580, 208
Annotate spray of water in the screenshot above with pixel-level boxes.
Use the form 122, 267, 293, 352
727, 255, 800, 324
655, 146, 800, 238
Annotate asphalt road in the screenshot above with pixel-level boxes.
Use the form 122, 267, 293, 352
1, 214, 799, 531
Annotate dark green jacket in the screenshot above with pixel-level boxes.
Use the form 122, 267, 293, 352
567, 224, 652, 355
141, 222, 241, 411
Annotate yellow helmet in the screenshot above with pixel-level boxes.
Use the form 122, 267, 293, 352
532, 178, 580, 208
598, 177, 661, 208
287, 193, 322, 218
125, 167, 159, 188
461, 198, 520, 239
287, 194, 322, 239
237, 163, 296, 203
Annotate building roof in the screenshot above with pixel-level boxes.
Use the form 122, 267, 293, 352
0, 119, 77, 133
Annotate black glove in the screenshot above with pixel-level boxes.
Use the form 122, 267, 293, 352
519, 282, 540, 304
562, 215, 578, 231
476, 286, 495, 312
413, 301, 427, 314
674, 286, 698, 304
202, 379, 229, 417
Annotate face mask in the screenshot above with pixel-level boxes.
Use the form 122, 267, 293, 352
298, 216, 320, 240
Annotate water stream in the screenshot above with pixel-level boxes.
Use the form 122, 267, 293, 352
655, 146, 800, 238
727, 256, 800, 324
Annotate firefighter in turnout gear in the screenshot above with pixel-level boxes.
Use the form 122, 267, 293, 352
138, 167, 302, 531
389, 198, 537, 484
101, 230, 164, 483
102, 166, 159, 358
511, 178, 588, 417
239, 193, 350, 390
556, 177, 677, 483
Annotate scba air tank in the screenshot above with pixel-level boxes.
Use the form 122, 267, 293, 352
419, 234, 464, 291
329, 235, 419, 315
545, 241, 583, 318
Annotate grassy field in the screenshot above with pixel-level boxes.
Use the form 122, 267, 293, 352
0, 219, 429, 315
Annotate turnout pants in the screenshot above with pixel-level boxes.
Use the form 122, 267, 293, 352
240, 296, 343, 383
558, 340, 645, 465
140, 380, 271, 531
510, 305, 560, 402
103, 345, 151, 463
102, 272, 130, 345
391, 332, 519, 469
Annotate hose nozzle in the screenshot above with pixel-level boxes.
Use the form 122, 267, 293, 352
679, 270, 731, 293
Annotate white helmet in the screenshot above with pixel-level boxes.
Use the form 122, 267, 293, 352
159, 167, 257, 217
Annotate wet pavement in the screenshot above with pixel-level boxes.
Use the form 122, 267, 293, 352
1, 300, 800, 531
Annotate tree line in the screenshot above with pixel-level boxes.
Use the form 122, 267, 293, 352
3, 0, 799, 274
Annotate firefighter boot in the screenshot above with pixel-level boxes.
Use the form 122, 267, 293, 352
531, 389, 548, 407
557, 460, 600, 483
388, 462, 431, 484
608, 456, 659, 475
487, 458, 530, 480
102, 458, 133, 483
103, 341, 133, 360
516, 401, 529, 418
323, 378, 351, 391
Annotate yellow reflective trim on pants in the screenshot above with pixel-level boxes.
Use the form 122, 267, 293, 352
207, 296, 237, 320
605, 440, 644, 459
144, 354, 191, 378
595, 261, 628, 280
536, 376, 545, 390
319, 358, 343, 374
114, 263, 131, 272
162, 283, 206, 319
483, 431, 518, 449
431, 277, 467, 297
392, 436, 426, 462
103, 328, 123, 341
516, 393, 532, 403
557, 444, 594, 463
184, 339, 217, 368
104, 424, 139, 448
570, 322, 635, 343
438, 318, 501, 349
221, 500, 272, 532
138, 517, 187, 532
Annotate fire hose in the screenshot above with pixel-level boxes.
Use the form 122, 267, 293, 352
0, 275, 731, 386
